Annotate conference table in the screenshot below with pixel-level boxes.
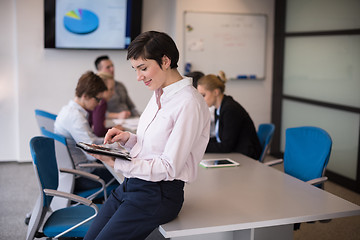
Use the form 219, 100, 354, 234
104, 153, 360, 240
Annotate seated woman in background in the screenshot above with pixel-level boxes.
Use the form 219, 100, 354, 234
88, 72, 123, 137
197, 71, 262, 159
54, 71, 115, 191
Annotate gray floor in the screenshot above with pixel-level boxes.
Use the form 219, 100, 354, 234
1, 161, 359, 240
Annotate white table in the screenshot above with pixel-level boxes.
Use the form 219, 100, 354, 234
160, 153, 360, 240
105, 153, 360, 240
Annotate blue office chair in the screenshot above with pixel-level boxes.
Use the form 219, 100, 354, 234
283, 126, 332, 186
26, 136, 99, 240
25, 109, 111, 225
268, 126, 332, 187
281, 126, 333, 230
34, 109, 57, 133
34, 109, 117, 204
40, 127, 118, 205
257, 123, 275, 163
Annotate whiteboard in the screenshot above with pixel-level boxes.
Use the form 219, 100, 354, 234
184, 12, 267, 80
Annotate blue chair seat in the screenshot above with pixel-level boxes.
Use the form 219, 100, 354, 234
43, 204, 101, 237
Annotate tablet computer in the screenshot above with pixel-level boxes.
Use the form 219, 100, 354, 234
76, 142, 132, 161
200, 158, 240, 168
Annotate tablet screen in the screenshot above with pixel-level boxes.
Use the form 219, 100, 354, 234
207, 159, 233, 165
76, 142, 131, 160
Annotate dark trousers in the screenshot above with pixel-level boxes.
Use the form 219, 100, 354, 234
84, 178, 185, 240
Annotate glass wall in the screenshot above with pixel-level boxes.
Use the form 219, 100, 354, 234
284, 35, 360, 108
281, 100, 359, 180
286, 0, 360, 32
273, 0, 360, 191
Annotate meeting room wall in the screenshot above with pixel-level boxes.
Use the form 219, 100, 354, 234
0, 0, 274, 162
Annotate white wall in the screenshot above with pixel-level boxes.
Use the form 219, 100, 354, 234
0, 0, 18, 160
0, 0, 274, 162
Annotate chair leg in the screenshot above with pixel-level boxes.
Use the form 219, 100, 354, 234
24, 212, 31, 225
293, 223, 301, 230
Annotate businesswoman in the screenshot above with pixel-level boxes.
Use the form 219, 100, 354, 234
84, 31, 211, 240
197, 71, 261, 159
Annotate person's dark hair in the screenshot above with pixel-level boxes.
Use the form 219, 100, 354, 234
94, 55, 110, 70
185, 71, 205, 88
127, 31, 179, 69
75, 71, 107, 98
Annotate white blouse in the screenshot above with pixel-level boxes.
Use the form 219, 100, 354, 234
114, 78, 210, 182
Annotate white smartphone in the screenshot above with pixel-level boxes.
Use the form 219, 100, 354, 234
200, 158, 240, 168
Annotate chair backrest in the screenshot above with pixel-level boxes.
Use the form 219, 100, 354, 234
30, 136, 59, 207
41, 127, 75, 209
27, 136, 59, 240
35, 109, 57, 133
257, 123, 275, 163
284, 126, 332, 182
41, 127, 75, 170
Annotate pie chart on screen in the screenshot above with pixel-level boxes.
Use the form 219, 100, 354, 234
63, 9, 99, 34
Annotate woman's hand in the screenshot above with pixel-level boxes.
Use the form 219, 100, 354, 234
89, 153, 115, 168
104, 127, 130, 145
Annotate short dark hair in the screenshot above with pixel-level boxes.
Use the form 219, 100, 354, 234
94, 55, 110, 70
185, 71, 205, 88
127, 31, 179, 69
75, 71, 107, 98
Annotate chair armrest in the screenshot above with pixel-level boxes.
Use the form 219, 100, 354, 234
77, 163, 105, 169
43, 189, 93, 207
306, 177, 328, 186
59, 168, 107, 200
264, 159, 284, 166
60, 168, 102, 182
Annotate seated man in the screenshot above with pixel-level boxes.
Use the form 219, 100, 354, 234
94, 55, 140, 119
